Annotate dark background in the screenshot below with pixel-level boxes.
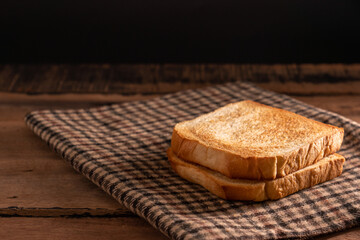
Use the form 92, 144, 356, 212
1, 0, 360, 63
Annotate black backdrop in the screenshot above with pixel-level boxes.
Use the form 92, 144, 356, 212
1, 0, 360, 63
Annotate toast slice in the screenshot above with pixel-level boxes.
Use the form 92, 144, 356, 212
171, 100, 344, 180
167, 148, 345, 201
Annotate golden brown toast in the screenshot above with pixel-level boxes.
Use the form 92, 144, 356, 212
167, 148, 345, 201
171, 100, 344, 180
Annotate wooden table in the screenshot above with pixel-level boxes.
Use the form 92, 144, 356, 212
0, 64, 359, 239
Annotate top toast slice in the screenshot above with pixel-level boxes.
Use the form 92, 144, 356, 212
171, 100, 344, 180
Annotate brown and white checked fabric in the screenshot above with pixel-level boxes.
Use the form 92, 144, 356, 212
25, 82, 359, 240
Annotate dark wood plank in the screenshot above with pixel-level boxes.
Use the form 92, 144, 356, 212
1, 64, 360, 94
0, 217, 168, 240
318, 227, 360, 240
293, 96, 360, 123
0, 122, 125, 216
259, 81, 360, 95
0, 218, 357, 240
0, 100, 125, 216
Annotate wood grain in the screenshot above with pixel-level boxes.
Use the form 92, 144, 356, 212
258, 81, 360, 95
318, 228, 360, 240
1, 64, 360, 94
0, 107, 123, 216
0, 217, 167, 240
0, 124, 124, 215
293, 96, 360, 123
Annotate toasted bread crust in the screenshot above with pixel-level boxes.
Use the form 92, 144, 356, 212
171, 100, 344, 180
167, 148, 345, 201
172, 129, 277, 180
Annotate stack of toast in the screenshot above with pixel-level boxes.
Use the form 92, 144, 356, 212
167, 100, 345, 201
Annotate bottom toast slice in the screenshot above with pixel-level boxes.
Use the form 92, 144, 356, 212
167, 148, 345, 201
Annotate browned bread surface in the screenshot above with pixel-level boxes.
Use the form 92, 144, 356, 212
167, 148, 345, 201
171, 100, 344, 180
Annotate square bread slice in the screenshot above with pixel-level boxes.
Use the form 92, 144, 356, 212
171, 100, 344, 180
167, 148, 345, 201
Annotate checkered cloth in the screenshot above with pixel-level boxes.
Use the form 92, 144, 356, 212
25, 82, 359, 239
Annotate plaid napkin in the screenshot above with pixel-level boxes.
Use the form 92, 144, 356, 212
25, 82, 359, 239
